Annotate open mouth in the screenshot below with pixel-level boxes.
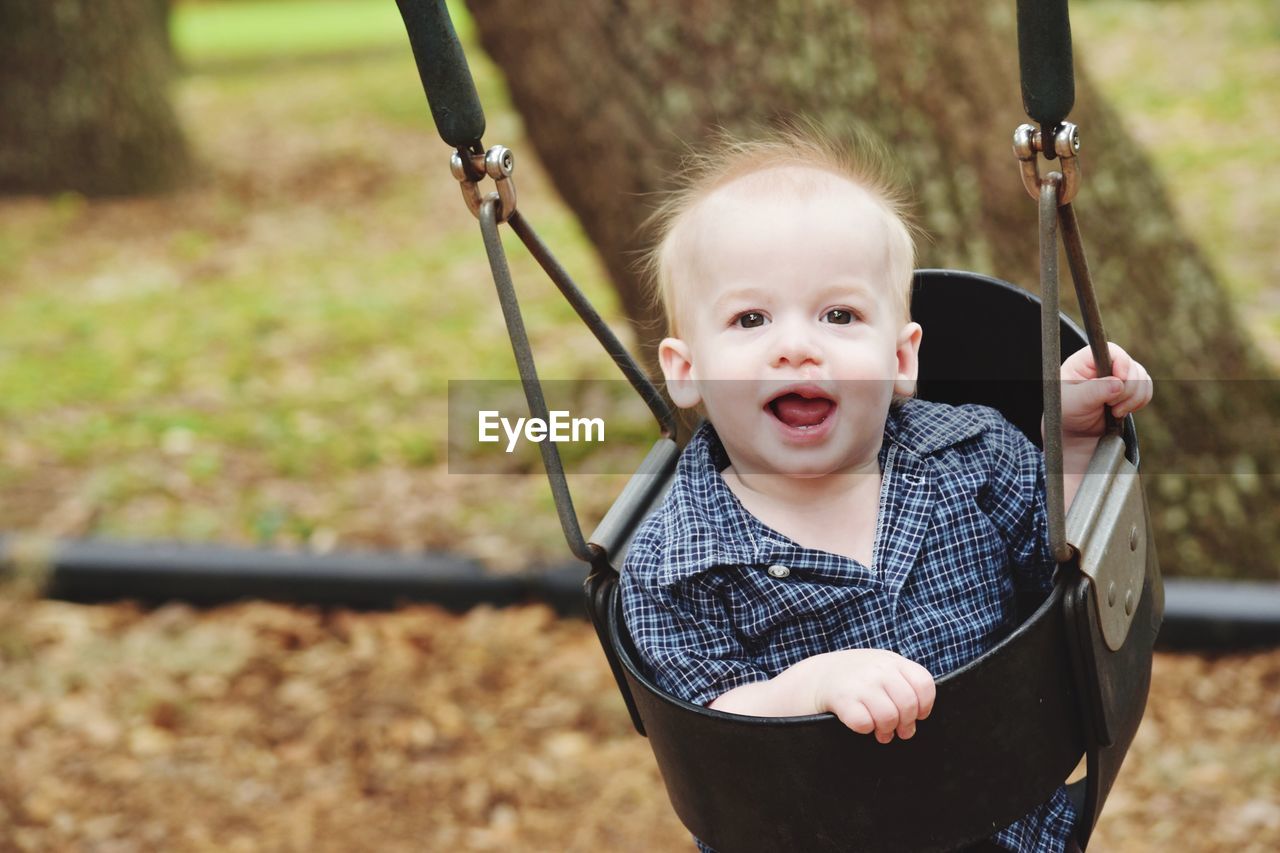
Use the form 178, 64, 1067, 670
767, 388, 836, 430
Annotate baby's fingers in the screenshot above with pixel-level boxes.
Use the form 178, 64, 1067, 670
831, 700, 876, 736
1106, 343, 1133, 378
860, 690, 902, 744
1100, 344, 1153, 417
883, 674, 921, 740
1068, 376, 1125, 414
901, 662, 937, 721
1112, 361, 1153, 419
830, 694, 897, 742
1060, 345, 1099, 381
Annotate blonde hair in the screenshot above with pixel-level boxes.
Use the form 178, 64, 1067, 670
641, 122, 918, 337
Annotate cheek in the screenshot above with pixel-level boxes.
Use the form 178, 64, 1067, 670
697, 380, 758, 415
700, 397, 760, 443
832, 341, 901, 379
694, 338, 763, 379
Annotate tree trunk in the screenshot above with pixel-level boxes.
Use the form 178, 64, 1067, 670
463, 0, 1278, 580
0, 0, 189, 196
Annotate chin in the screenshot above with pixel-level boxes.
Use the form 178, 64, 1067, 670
777, 457, 838, 477
756, 450, 849, 480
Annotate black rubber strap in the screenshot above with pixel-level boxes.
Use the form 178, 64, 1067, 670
1016, 0, 1076, 132
394, 0, 486, 150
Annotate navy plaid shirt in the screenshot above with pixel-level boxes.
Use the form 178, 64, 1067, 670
620, 398, 1076, 853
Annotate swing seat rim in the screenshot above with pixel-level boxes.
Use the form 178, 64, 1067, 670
608, 561, 1071, 723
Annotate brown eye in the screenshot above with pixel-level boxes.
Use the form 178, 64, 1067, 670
736, 312, 766, 328
825, 309, 854, 325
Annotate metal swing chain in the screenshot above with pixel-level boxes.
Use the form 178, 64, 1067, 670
456, 150, 676, 731
476, 195, 592, 562
1037, 174, 1071, 563
1020, 123, 1118, 563
450, 145, 676, 440
1016, 116, 1124, 387
456, 143, 677, 570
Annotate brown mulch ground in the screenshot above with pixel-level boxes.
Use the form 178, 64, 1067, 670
1, 591, 1277, 852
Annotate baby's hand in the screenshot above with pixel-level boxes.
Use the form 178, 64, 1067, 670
813, 649, 935, 743
1059, 342, 1153, 438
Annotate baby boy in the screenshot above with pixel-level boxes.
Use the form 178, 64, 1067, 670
619, 127, 1152, 853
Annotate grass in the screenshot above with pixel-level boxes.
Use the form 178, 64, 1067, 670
0, 0, 1275, 562
171, 0, 460, 65
0, 0, 638, 562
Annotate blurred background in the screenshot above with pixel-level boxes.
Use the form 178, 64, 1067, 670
0, 0, 1276, 850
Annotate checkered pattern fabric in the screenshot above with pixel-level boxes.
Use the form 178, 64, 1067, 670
621, 398, 1076, 852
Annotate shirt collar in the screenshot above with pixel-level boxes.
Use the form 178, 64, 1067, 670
883, 397, 987, 454
653, 423, 761, 586
654, 398, 985, 587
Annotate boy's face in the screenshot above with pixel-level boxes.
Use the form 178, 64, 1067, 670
659, 169, 922, 479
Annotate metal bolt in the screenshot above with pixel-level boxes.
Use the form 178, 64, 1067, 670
1013, 124, 1038, 160
485, 145, 515, 179
1107, 581, 1117, 607
1055, 122, 1081, 158
1124, 589, 1135, 616
1129, 524, 1139, 552
450, 151, 468, 181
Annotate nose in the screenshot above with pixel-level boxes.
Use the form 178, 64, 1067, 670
769, 318, 821, 369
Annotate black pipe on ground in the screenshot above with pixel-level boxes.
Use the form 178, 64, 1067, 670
2, 535, 1277, 650
1158, 580, 1280, 651
0, 535, 585, 616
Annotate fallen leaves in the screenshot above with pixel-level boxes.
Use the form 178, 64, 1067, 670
0, 592, 1277, 851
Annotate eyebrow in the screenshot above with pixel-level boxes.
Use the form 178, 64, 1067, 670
711, 286, 774, 314
712, 280, 878, 312
814, 279, 878, 304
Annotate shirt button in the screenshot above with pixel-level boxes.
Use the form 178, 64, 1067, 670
767, 564, 791, 579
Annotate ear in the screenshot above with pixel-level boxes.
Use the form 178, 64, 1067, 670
893, 322, 923, 397
658, 337, 702, 409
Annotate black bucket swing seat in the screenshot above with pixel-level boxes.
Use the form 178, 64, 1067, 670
586, 270, 1162, 852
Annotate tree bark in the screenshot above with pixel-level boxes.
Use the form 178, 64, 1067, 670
462, 0, 1278, 580
0, 0, 189, 196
